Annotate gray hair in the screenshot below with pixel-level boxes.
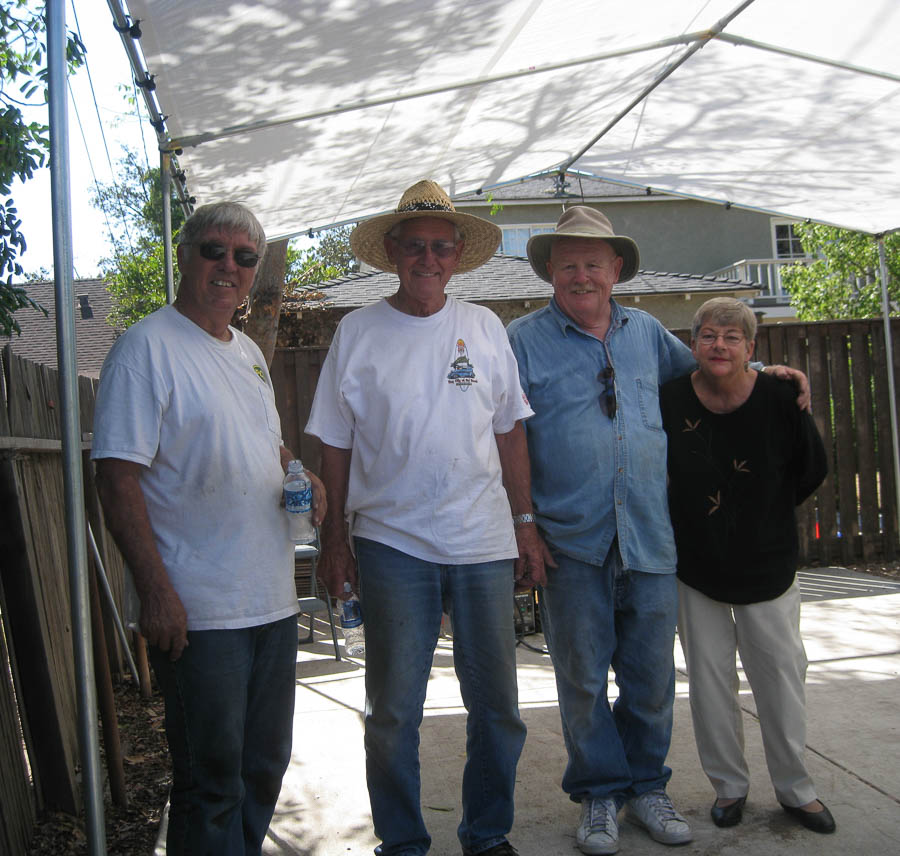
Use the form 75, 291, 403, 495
178, 201, 267, 257
691, 297, 757, 342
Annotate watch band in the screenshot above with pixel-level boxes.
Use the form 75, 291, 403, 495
512, 513, 535, 527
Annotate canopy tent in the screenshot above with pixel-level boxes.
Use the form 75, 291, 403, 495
116, 0, 900, 239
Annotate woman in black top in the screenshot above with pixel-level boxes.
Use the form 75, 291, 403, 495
660, 298, 834, 835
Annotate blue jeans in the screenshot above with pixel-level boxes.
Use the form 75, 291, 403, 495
355, 538, 526, 856
149, 614, 298, 856
539, 542, 677, 805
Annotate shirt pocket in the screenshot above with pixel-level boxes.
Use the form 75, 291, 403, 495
258, 386, 282, 438
635, 378, 664, 432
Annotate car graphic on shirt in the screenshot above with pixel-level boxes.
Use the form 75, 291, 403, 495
448, 359, 475, 380
447, 338, 477, 390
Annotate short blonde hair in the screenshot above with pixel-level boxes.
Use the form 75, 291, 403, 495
691, 297, 757, 342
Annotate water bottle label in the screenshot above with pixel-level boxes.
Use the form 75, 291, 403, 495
341, 600, 363, 629
285, 484, 312, 514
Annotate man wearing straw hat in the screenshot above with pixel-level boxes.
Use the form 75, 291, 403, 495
307, 180, 545, 856
507, 207, 809, 855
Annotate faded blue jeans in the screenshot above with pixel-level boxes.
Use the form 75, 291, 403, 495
355, 537, 526, 856
149, 614, 298, 856
539, 541, 677, 806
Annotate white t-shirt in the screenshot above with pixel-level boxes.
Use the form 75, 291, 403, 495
306, 297, 533, 564
92, 305, 297, 630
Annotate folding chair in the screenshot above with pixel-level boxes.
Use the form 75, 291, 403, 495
295, 537, 341, 660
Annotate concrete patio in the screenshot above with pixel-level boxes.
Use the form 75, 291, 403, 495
163, 567, 900, 855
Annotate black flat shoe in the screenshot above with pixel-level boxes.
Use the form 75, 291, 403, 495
780, 801, 836, 834
711, 796, 746, 828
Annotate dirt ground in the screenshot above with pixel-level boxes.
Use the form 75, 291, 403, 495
26, 560, 900, 855
28, 678, 170, 856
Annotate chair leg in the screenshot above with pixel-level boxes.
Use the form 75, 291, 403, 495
326, 597, 341, 661
300, 612, 314, 645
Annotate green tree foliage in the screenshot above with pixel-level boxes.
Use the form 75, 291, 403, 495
95, 149, 356, 329
103, 240, 169, 330
783, 223, 900, 321
1, 0, 84, 335
94, 148, 185, 328
285, 225, 356, 292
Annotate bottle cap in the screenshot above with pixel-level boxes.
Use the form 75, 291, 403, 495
287, 459, 303, 473
343, 581, 352, 593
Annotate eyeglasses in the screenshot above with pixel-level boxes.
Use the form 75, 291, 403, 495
598, 366, 616, 419
192, 241, 260, 268
391, 237, 460, 259
697, 332, 745, 347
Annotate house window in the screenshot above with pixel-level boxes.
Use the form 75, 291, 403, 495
500, 225, 554, 257
773, 222, 806, 259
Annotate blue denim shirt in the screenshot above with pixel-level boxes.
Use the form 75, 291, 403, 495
507, 298, 696, 573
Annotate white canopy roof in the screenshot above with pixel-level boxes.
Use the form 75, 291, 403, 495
122, 0, 900, 240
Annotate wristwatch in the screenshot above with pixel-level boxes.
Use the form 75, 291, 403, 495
512, 513, 535, 527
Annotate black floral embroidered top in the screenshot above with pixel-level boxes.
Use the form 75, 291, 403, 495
660, 372, 827, 604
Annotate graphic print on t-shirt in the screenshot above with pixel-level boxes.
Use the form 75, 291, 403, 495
447, 338, 478, 391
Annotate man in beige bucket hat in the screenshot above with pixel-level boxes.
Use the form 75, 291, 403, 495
307, 180, 546, 856
507, 206, 809, 855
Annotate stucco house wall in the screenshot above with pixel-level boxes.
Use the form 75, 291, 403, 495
458, 197, 776, 278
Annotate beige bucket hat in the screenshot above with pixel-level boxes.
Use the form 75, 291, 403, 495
527, 206, 640, 283
350, 180, 502, 274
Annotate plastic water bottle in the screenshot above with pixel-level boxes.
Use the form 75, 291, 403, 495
340, 581, 365, 656
283, 460, 315, 544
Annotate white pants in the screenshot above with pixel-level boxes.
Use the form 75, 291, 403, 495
677, 579, 818, 806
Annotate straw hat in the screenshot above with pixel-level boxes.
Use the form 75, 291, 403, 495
350, 180, 501, 274
527, 206, 640, 283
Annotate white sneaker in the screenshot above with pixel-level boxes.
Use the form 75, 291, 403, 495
625, 789, 692, 845
576, 797, 619, 855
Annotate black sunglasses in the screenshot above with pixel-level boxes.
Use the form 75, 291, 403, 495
194, 241, 260, 268
598, 366, 616, 419
391, 237, 460, 259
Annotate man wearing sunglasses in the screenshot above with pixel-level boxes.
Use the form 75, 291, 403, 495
307, 180, 545, 856
507, 207, 809, 856
92, 201, 325, 855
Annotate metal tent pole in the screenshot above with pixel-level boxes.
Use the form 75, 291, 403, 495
877, 238, 900, 536
161, 150, 175, 303
46, 1, 106, 852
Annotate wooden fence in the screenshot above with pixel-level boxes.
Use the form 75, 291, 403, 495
0, 347, 128, 853
273, 317, 900, 567
705, 318, 899, 566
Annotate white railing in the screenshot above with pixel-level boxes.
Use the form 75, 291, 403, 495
709, 257, 812, 298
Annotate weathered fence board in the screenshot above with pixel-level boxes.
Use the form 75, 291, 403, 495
271, 347, 325, 473
807, 331, 837, 564
871, 330, 898, 560
0, 601, 34, 855
850, 330, 879, 563
0, 348, 10, 436
0, 452, 81, 813
831, 329, 858, 564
